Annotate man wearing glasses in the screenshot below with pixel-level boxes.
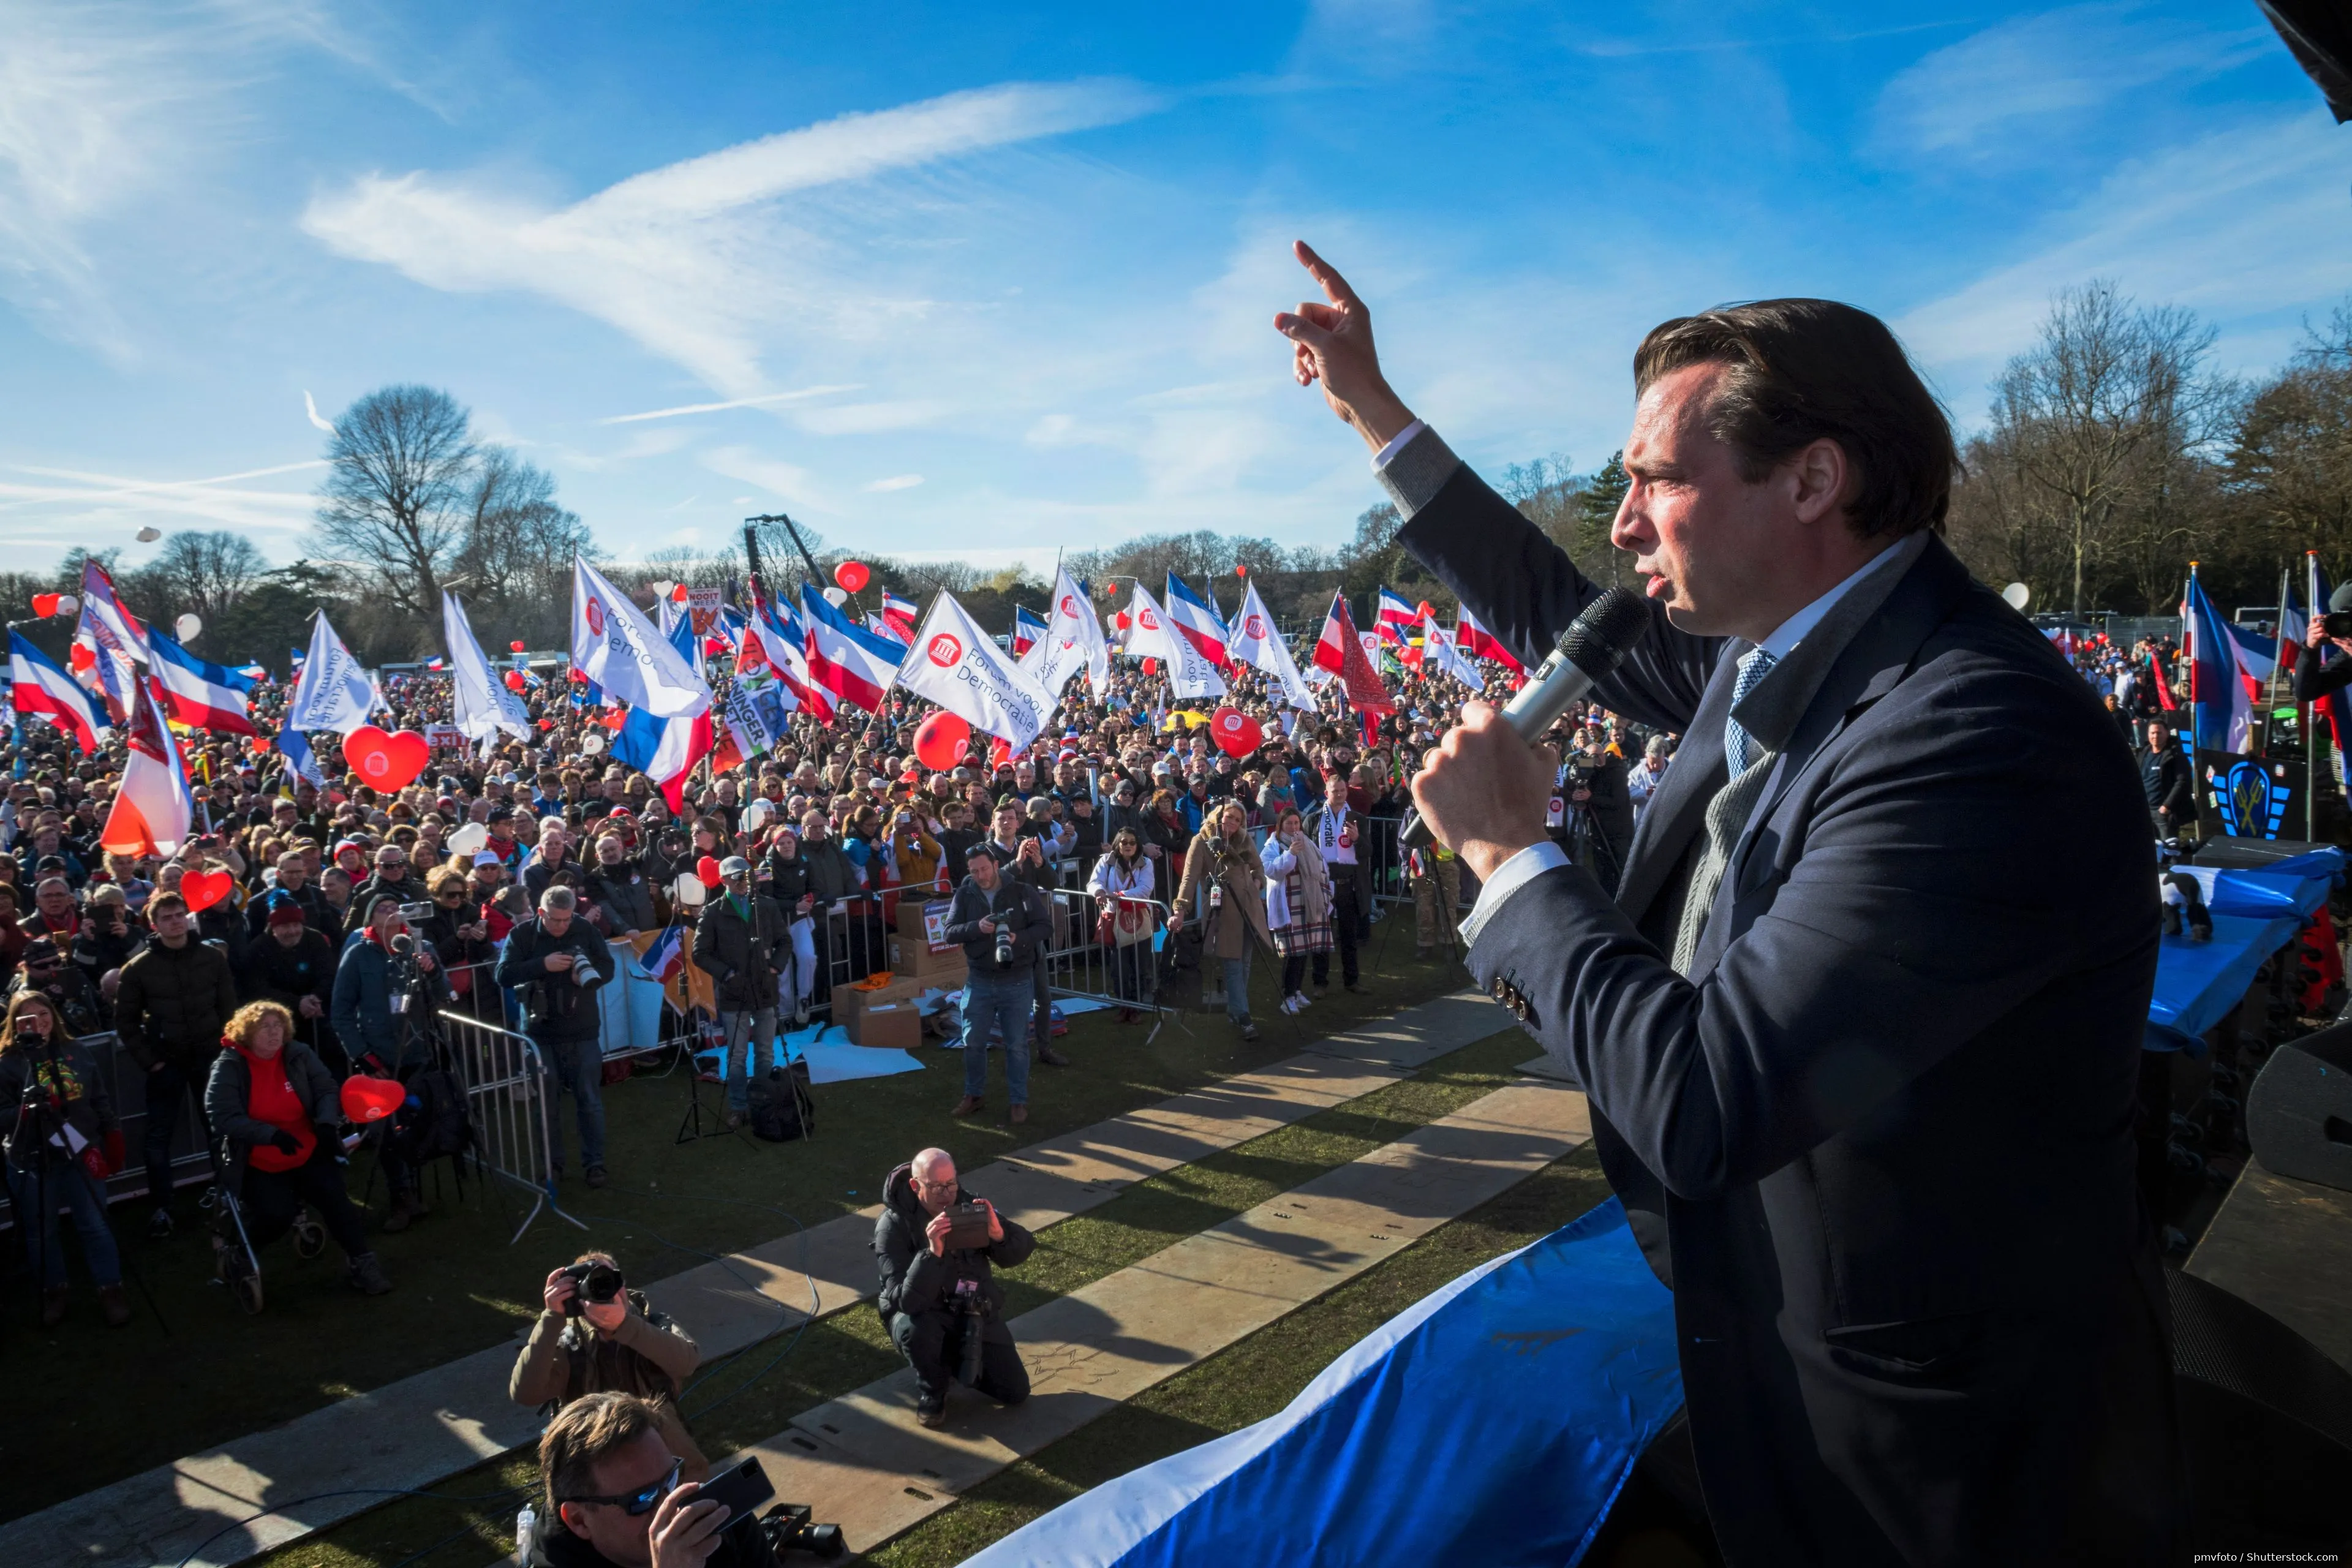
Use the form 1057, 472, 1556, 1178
533, 1392, 739, 1567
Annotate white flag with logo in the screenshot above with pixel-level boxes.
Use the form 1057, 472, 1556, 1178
1226, 580, 1317, 710
1419, 609, 1483, 691
1124, 582, 1224, 700
443, 592, 533, 746
1025, 566, 1110, 701
285, 611, 380, 736
571, 557, 709, 718
897, 592, 1056, 752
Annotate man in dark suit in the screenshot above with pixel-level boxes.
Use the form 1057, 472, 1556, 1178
1275, 243, 2182, 1565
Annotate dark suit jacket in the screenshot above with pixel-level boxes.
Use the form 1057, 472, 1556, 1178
1399, 455, 2184, 1566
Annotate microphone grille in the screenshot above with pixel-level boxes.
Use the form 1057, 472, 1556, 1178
1555, 588, 1651, 676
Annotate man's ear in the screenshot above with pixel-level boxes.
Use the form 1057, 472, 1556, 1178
557, 1501, 589, 1537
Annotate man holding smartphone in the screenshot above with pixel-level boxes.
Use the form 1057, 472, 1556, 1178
532, 1393, 742, 1567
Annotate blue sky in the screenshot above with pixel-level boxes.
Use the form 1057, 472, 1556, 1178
2, 1, 2345, 579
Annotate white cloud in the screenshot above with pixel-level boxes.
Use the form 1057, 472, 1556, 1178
301, 79, 1167, 396
598, 384, 863, 424
1898, 111, 2352, 414
1872, 4, 2273, 160
863, 474, 924, 491
0, 456, 324, 536
701, 445, 825, 511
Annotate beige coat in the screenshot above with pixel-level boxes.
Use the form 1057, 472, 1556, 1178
510, 1292, 709, 1480
1260, 829, 1332, 930
1173, 825, 1273, 960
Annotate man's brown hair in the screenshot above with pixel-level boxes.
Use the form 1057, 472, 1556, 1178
541, 1390, 658, 1517
1633, 299, 1957, 540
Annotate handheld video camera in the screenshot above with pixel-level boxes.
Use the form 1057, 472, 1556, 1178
699, 1457, 846, 1561
2324, 611, 2352, 639
558, 1259, 624, 1317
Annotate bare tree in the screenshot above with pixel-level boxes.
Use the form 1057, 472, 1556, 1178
311, 385, 478, 623
139, 532, 268, 627
451, 449, 597, 647
2228, 303, 2352, 580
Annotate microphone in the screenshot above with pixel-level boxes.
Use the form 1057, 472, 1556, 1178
1398, 587, 1652, 851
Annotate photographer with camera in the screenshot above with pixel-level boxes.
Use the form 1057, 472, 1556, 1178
496, 886, 616, 1188
5, 935, 105, 1038
874, 1147, 1034, 1428
331, 894, 450, 1232
943, 847, 1050, 1122
529, 1393, 745, 1567
1, 990, 130, 1327
114, 890, 239, 1240
204, 1001, 391, 1296
513, 1251, 707, 1482
692, 858, 786, 1129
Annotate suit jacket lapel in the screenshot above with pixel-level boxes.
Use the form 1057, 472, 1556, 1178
1616, 644, 1746, 927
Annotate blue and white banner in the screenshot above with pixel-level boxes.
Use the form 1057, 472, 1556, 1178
285, 611, 380, 736
571, 556, 709, 719
442, 592, 533, 747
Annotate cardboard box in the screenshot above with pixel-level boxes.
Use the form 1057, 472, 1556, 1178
896, 898, 958, 951
851, 1000, 923, 1050
888, 932, 968, 981
833, 973, 929, 1037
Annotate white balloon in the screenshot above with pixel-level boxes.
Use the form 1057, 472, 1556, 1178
175, 612, 202, 641
652, 580, 676, 599
742, 799, 771, 833
135, 526, 162, 543
2001, 582, 2031, 611
448, 823, 490, 856
56, 594, 79, 616
581, 733, 606, 755
673, 873, 706, 908
823, 586, 848, 606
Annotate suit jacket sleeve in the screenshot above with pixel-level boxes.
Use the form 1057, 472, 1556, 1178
1389, 432, 1722, 734
1471, 662, 2148, 1200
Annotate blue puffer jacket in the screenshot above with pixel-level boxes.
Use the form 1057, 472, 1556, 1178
330, 933, 450, 1072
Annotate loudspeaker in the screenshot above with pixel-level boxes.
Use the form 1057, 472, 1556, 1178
2247, 1022, 2352, 1191
2171, 1268, 2352, 1554
2192, 835, 2337, 870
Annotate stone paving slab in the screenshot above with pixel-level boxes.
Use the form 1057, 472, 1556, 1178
1, 992, 1509, 1568
771, 1078, 1591, 1547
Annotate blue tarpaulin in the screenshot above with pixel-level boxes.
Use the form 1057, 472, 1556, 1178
965, 1197, 1683, 1568
2178, 865, 2329, 921
2146, 914, 2301, 1050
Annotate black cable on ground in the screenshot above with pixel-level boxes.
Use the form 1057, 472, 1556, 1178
172, 1483, 536, 1568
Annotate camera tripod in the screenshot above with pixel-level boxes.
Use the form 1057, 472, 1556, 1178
10, 1035, 168, 1334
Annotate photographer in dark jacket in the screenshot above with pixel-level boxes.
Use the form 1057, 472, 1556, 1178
1567, 728, 1635, 895
943, 848, 1050, 1122
2142, 722, 2193, 838
873, 1147, 1035, 1428
331, 895, 450, 1231
2294, 591, 2352, 706
584, 835, 657, 941
5, 936, 105, 1038
113, 891, 238, 1239
692, 858, 785, 1128
497, 887, 616, 1188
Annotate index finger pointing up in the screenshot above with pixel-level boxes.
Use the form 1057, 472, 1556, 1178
1293, 239, 1361, 308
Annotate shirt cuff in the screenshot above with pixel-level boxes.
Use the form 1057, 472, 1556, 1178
1370, 418, 1427, 471
1460, 840, 1569, 948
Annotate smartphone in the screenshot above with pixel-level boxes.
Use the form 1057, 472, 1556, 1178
695, 1455, 774, 1521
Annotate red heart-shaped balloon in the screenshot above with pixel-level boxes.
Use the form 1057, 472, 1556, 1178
342, 725, 393, 785
696, 855, 723, 888
509, 640, 525, 652
31, 592, 59, 617
380, 731, 431, 790
339, 1075, 407, 1123
181, 867, 234, 913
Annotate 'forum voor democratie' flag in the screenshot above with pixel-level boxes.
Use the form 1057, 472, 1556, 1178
896, 591, 1057, 753
1023, 567, 1110, 702
146, 626, 257, 736
573, 557, 709, 720
286, 611, 382, 735
1224, 579, 1317, 710
443, 592, 533, 748
1124, 581, 1224, 700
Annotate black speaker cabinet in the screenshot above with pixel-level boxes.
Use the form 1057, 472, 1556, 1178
2248, 1022, 2352, 1191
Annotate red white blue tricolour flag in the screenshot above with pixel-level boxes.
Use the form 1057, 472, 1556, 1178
799, 583, 903, 714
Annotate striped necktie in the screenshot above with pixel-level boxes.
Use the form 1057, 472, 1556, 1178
1723, 647, 1779, 777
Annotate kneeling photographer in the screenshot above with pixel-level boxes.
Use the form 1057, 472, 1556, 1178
205, 1001, 390, 1296
531, 1391, 840, 1568
513, 1250, 706, 1482
873, 1145, 1033, 1428
496, 887, 616, 1188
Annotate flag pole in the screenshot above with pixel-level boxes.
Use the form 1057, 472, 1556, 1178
2309, 551, 2321, 842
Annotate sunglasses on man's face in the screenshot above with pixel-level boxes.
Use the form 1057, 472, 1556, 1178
563, 1456, 682, 1517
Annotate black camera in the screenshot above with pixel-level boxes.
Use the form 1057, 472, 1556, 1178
994, 921, 1016, 967
2324, 611, 2352, 639
559, 1259, 624, 1317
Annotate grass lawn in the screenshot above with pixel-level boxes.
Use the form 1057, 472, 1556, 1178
229, 988, 1539, 1568
4, 919, 1471, 1534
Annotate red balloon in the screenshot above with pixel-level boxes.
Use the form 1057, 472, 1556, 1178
834, 560, 871, 595
504, 670, 528, 692
340, 1075, 406, 1124
181, 867, 235, 913
1113, 611, 1130, 630
696, 855, 723, 888
1235, 565, 1248, 577
509, 639, 526, 652
671, 583, 690, 603
30, 592, 59, 617
913, 710, 973, 771
1210, 706, 1263, 758
344, 725, 430, 790
1140, 656, 1158, 675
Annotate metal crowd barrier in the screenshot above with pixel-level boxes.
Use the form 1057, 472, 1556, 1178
0, 1029, 219, 1230
1042, 886, 1172, 1014
439, 1009, 585, 1245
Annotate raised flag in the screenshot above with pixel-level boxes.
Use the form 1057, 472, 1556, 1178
710, 679, 792, 774
10, 631, 110, 753
1163, 576, 1231, 670
2185, 569, 2253, 755
573, 557, 710, 720
78, 559, 151, 663
1025, 566, 1110, 701
799, 582, 903, 714
443, 592, 533, 748
1226, 579, 1317, 709
1313, 592, 1392, 715
665, 599, 706, 677
1419, 610, 1483, 690
1125, 582, 1224, 699
146, 627, 257, 736
743, 597, 832, 722
896, 592, 1057, 752
235, 663, 269, 684
868, 611, 912, 648
1454, 605, 1525, 673
98, 680, 195, 858
276, 715, 325, 788
610, 707, 714, 813
881, 590, 919, 641
285, 612, 381, 735
1009, 605, 1048, 660
1374, 587, 1417, 651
